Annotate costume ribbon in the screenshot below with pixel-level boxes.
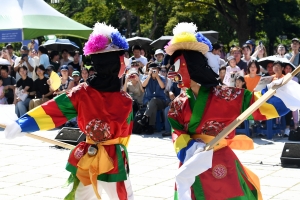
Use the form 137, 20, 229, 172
192, 134, 262, 200
76, 137, 120, 200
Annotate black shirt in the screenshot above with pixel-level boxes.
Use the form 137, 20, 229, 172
16, 76, 34, 99
236, 60, 247, 72
68, 62, 80, 72
1, 75, 16, 99
32, 77, 50, 98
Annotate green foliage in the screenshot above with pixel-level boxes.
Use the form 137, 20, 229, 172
45, 0, 300, 53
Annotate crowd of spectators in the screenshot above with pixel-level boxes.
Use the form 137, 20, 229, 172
0, 38, 299, 137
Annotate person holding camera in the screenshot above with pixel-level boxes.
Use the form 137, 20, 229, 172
123, 68, 144, 114
14, 46, 35, 81
127, 45, 148, 69
138, 62, 166, 134
130, 60, 145, 79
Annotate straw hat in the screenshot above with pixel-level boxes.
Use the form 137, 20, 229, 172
165, 22, 212, 55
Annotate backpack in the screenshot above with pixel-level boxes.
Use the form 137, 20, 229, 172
132, 107, 147, 134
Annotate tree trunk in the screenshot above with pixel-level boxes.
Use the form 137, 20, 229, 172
268, 37, 275, 56
213, 0, 251, 46
149, 4, 158, 39
137, 16, 141, 36
126, 10, 132, 38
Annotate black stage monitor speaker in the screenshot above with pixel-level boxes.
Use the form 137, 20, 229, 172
55, 127, 86, 146
280, 143, 300, 167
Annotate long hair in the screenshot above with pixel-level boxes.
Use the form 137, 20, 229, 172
235, 76, 247, 89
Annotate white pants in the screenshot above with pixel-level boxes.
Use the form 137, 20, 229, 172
73, 178, 134, 200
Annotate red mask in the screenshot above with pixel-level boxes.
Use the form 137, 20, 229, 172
118, 55, 126, 78
168, 54, 191, 88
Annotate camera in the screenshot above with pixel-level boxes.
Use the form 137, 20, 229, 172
129, 74, 136, 79
152, 70, 157, 73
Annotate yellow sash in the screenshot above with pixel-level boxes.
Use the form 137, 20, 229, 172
76, 137, 119, 200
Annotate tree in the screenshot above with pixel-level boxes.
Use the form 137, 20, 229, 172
184, 0, 268, 45
252, 0, 300, 54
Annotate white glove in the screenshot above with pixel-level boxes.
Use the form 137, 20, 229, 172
4, 121, 25, 139
183, 141, 206, 163
267, 78, 283, 89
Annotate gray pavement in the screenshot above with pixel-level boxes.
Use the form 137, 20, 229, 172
0, 128, 300, 200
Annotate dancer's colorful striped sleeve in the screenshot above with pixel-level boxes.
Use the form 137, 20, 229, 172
16, 93, 78, 132
242, 88, 290, 120
168, 92, 198, 164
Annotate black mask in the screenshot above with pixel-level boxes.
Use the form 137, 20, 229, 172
87, 51, 124, 92
170, 50, 220, 88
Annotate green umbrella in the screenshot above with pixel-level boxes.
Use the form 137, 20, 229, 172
0, 0, 92, 42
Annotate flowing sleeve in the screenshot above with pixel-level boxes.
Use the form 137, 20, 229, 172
168, 93, 205, 164
16, 92, 78, 132
243, 87, 291, 121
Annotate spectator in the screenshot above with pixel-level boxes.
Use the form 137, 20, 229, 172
219, 66, 226, 84
1, 48, 14, 75
1, 65, 16, 104
79, 68, 89, 83
123, 68, 144, 114
154, 49, 165, 64
162, 54, 171, 70
45, 65, 55, 78
38, 46, 50, 68
68, 51, 83, 72
245, 40, 255, 54
88, 67, 96, 76
29, 49, 39, 81
264, 62, 275, 76
241, 44, 256, 67
143, 61, 153, 76
162, 81, 181, 137
14, 46, 35, 81
127, 45, 148, 69
55, 65, 74, 95
276, 44, 286, 58
252, 45, 268, 60
72, 71, 81, 86
68, 65, 74, 77
124, 51, 130, 59
285, 38, 300, 66
231, 47, 247, 72
60, 49, 71, 66
226, 56, 241, 73
6, 44, 17, 61
160, 67, 172, 102
244, 60, 261, 92
0, 76, 6, 104
235, 76, 247, 89
138, 62, 166, 134
49, 51, 60, 72
205, 43, 222, 74
14, 66, 34, 117
141, 48, 146, 57
28, 65, 53, 110
272, 61, 284, 80
130, 60, 144, 79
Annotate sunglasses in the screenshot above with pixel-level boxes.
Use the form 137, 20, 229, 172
161, 70, 167, 73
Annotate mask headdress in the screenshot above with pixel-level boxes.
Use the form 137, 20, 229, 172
83, 23, 129, 92
165, 22, 219, 88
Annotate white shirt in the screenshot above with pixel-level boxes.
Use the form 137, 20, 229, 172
127, 56, 148, 69
14, 57, 35, 81
226, 66, 241, 73
241, 56, 257, 66
205, 52, 221, 74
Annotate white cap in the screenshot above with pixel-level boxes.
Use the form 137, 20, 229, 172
154, 49, 165, 58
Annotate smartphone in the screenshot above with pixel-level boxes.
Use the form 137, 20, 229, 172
259, 41, 263, 47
